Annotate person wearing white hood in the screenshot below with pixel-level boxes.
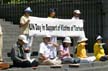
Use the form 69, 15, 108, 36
94, 35, 108, 61
19, 7, 33, 62
76, 37, 96, 62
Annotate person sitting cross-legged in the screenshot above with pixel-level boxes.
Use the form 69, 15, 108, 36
94, 35, 108, 61
38, 35, 61, 65
76, 37, 96, 63
10, 35, 38, 67
59, 37, 80, 64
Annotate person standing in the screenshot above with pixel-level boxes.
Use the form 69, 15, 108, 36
48, 8, 57, 43
20, 7, 33, 60
0, 24, 10, 70
48, 8, 56, 18
72, 10, 81, 20
0, 24, 3, 62
71, 10, 86, 56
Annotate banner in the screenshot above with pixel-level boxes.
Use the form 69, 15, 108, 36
29, 16, 85, 37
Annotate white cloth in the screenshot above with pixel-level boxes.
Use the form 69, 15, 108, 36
72, 16, 80, 20
39, 57, 61, 65
82, 56, 96, 62
39, 42, 57, 59
51, 36, 57, 43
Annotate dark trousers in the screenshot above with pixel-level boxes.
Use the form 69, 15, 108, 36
13, 60, 38, 67
100, 56, 108, 61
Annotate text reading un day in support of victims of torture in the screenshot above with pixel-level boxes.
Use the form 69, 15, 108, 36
29, 16, 84, 32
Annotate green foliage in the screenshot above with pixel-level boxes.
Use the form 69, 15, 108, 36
8, 0, 28, 4
3, 0, 62, 4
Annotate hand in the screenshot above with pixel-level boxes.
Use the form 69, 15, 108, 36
27, 20, 30, 23
62, 52, 70, 57
48, 42, 52, 44
65, 53, 70, 56
48, 42, 59, 47
26, 20, 30, 24
24, 48, 30, 51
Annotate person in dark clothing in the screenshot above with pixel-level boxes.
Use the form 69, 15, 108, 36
10, 35, 38, 67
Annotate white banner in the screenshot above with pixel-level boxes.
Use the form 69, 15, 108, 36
29, 16, 85, 37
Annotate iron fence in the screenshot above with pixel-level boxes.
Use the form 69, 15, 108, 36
0, 0, 104, 52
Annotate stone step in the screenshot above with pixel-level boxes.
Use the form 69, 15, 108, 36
3, 57, 12, 62
4, 64, 108, 71
2, 28, 19, 32
3, 56, 38, 63
1, 25, 18, 28
3, 38, 18, 41
1, 21, 13, 25
7, 68, 34, 71
0, 19, 4, 21
79, 65, 108, 71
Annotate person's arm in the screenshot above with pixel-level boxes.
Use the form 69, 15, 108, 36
39, 43, 48, 60
94, 44, 99, 56
59, 50, 70, 57
59, 45, 70, 57
48, 42, 59, 48
19, 17, 29, 27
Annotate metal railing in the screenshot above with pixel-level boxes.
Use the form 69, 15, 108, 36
0, 0, 104, 52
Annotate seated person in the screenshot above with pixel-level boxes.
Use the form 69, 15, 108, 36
94, 35, 108, 61
59, 37, 80, 64
10, 35, 38, 67
38, 35, 61, 65
76, 37, 96, 62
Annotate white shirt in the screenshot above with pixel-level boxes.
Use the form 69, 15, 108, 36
39, 42, 57, 59
72, 16, 80, 20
